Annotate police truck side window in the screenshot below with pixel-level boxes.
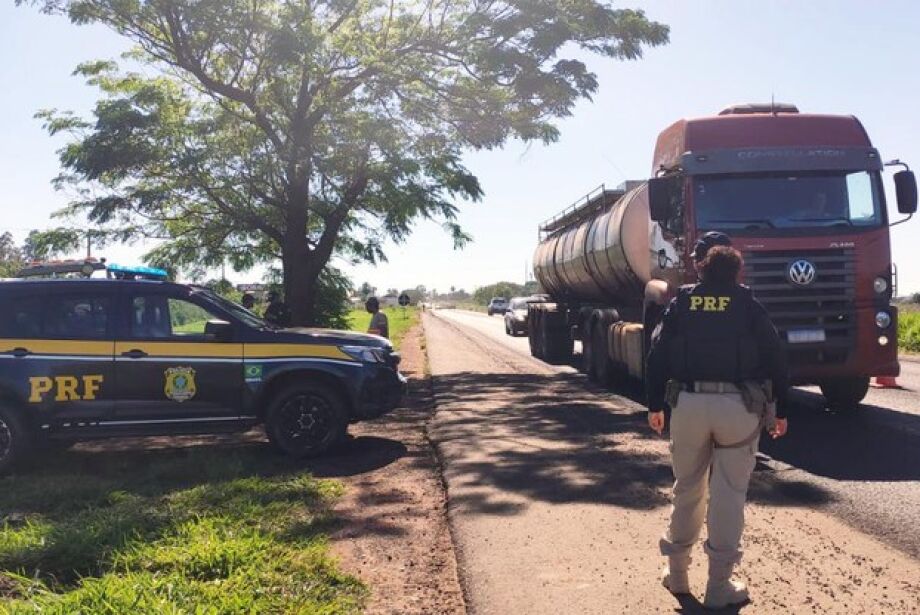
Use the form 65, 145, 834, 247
129, 295, 218, 338
43, 296, 110, 339
0, 295, 43, 338
167, 299, 214, 336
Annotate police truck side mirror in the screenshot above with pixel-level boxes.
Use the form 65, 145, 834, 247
895, 170, 918, 214
204, 319, 233, 341
648, 175, 681, 222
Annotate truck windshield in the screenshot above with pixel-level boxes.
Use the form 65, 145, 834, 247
693, 170, 884, 233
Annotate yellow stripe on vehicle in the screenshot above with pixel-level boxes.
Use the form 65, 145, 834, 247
244, 344, 354, 361
114, 341, 244, 358
0, 339, 115, 356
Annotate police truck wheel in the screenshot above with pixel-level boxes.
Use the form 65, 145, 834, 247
265, 383, 348, 458
820, 377, 870, 413
0, 406, 31, 475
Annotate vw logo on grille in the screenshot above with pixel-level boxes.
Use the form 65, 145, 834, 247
787, 259, 817, 286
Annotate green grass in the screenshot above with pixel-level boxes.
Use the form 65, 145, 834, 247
899, 310, 920, 352
0, 448, 365, 614
347, 306, 419, 350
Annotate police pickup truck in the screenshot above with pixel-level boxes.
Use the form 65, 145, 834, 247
0, 274, 404, 472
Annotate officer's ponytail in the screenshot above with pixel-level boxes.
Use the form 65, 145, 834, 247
699, 246, 743, 285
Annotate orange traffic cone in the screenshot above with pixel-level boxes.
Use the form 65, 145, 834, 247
872, 376, 900, 388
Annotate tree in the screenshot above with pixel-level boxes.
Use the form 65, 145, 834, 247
25, 0, 668, 325
473, 281, 527, 305
358, 282, 376, 301
0, 233, 25, 278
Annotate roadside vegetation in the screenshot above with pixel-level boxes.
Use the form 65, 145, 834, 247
899, 309, 920, 353
0, 448, 365, 613
348, 306, 419, 350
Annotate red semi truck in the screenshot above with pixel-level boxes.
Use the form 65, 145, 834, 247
528, 103, 917, 412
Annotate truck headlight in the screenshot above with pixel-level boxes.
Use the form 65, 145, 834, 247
875, 311, 892, 329
340, 345, 388, 363
873, 277, 888, 294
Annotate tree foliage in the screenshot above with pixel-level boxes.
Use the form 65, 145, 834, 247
0, 233, 26, 278
24, 0, 668, 324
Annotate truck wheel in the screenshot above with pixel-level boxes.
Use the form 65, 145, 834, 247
582, 322, 597, 380
529, 312, 544, 358
265, 383, 348, 458
0, 406, 32, 475
593, 324, 613, 386
820, 377, 870, 413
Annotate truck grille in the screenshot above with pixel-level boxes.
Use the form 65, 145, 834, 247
743, 249, 855, 365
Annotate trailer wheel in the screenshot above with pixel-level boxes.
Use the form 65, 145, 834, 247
582, 321, 597, 380
529, 311, 544, 359
593, 323, 613, 386
542, 312, 572, 364
820, 377, 870, 413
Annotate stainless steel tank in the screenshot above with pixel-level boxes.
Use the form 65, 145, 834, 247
533, 183, 653, 304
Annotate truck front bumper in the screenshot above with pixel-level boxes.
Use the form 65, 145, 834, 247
790, 305, 899, 384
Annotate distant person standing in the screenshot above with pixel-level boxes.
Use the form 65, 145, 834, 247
241, 293, 256, 310
366, 297, 389, 338
263, 290, 292, 327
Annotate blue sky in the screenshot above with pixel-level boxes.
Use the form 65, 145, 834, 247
3, 1, 920, 295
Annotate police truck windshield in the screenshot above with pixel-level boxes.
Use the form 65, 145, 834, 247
693, 170, 884, 234
197, 289, 271, 329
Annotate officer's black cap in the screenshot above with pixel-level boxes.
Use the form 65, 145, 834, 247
691, 231, 732, 262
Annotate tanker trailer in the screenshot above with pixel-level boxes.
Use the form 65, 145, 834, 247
528, 181, 680, 383
527, 103, 918, 412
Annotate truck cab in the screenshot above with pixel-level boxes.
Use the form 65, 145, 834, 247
647, 104, 917, 408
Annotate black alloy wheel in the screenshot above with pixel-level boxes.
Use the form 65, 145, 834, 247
0, 406, 30, 475
265, 384, 348, 458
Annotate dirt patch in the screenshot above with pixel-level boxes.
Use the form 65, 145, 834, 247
0, 573, 22, 600
329, 324, 465, 615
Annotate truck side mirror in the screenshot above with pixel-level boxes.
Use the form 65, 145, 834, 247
648, 175, 682, 222
895, 170, 918, 214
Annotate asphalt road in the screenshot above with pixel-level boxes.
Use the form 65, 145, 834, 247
434, 308, 920, 561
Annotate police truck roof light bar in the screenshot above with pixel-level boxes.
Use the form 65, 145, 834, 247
106, 263, 168, 280
16, 258, 106, 278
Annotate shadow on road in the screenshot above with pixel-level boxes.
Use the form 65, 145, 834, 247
432, 371, 836, 515
757, 389, 920, 481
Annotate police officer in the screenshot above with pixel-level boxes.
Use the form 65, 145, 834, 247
263, 291, 292, 327
646, 231, 789, 609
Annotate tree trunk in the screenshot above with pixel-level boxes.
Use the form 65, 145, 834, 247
281, 198, 316, 326
282, 249, 318, 326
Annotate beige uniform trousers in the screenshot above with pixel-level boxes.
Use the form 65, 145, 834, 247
659, 391, 760, 570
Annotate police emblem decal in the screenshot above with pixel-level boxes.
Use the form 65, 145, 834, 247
164, 367, 197, 402
787, 259, 817, 286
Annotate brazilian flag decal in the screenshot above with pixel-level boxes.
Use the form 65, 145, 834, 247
245, 364, 263, 380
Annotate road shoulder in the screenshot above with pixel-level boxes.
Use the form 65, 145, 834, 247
329, 323, 465, 615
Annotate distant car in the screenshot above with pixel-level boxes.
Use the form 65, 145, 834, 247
504, 297, 532, 336
487, 297, 508, 316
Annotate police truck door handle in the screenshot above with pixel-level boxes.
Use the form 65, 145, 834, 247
10, 347, 30, 357
121, 349, 148, 359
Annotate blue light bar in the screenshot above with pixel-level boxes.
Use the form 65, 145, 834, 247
107, 263, 168, 280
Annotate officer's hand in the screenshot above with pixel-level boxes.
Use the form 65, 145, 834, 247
769, 418, 788, 439
648, 411, 665, 435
